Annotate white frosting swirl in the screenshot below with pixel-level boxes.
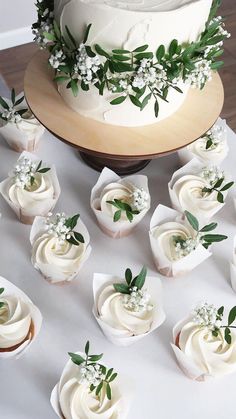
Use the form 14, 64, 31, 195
97, 285, 154, 335
58, 358, 122, 419
8, 172, 54, 210
99, 182, 133, 221
178, 320, 236, 377
0, 295, 32, 349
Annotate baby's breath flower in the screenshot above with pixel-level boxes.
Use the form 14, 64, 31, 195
185, 59, 212, 89
45, 213, 71, 243
79, 363, 104, 387
130, 187, 149, 212
132, 60, 168, 90
173, 235, 200, 259
200, 166, 224, 186
202, 123, 227, 150
1, 107, 22, 123
192, 302, 222, 330
49, 50, 66, 70
123, 286, 153, 313
13, 157, 38, 189
74, 44, 101, 85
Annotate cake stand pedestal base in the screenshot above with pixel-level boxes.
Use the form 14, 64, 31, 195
79, 152, 150, 175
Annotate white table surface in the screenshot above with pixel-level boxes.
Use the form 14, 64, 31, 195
0, 122, 236, 419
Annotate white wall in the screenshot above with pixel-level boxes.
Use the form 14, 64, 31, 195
0, 0, 37, 50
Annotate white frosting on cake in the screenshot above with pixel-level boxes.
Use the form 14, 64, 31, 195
54, 0, 212, 126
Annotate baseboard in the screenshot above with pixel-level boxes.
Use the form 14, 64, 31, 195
0, 26, 34, 50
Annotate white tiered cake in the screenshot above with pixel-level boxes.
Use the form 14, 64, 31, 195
54, 0, 212, 126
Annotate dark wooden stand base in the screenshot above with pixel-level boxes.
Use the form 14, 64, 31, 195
79, 152, 151, 175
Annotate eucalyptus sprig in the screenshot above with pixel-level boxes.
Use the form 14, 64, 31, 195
184, 210, 227, 249
216, 306, 236, 344
0, 89, 27, 122
106, 199, 140, 223
202, 177, 234, 203
31, 160, 51, 186
113, 266, 147, 294
0, 288, 5, 309
69, 341, 117, 400
64, 214, 85, 246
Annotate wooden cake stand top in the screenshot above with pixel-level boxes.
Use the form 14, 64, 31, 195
24, 50, 224, 160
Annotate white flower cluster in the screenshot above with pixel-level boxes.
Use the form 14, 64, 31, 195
111, 78, 133, 96
193, 302, 222, 330
185, 59, 212, 89
13, 157, 38, 189
173, 236, 199, 259
49, 50, 66, 70
79, 363, 104, 387
130, 187, 149, 212
200, 166, 224, 187
45, 213, 71, 243
32, 20, 54, 49
132, 59, 168, 90
123, 287, 153, 313
202, 123, 227, 150
1, 107, 22, 123
74, 44, 101, 85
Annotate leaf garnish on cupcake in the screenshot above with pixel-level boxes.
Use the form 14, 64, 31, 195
69, 341, 117, 400
45, 212, 84, 246
107, 186, 149, 222
200, 166, 234, 203
13, 156, 51, 189
0, 88, 28, 123
113, 266, 153, 312
193, 302, 236, 344
0, 288, 4, 309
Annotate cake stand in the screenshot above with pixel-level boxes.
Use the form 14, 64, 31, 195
24, 50, 224, 175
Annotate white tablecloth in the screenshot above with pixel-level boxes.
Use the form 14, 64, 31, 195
0, 123, 236, 419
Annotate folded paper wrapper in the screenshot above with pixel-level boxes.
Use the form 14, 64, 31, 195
93, 272, 166, 346
149, 204, 211, 277
0, 276, 42, 359
177, 118, 228, 166
0, 95, 45, 152
168, 158, 226, 224
30, 216, 92, 284
90, 167, 150, 239
0, 151, 61, 225
50, 352, 134, 418
230, 235, 236, 292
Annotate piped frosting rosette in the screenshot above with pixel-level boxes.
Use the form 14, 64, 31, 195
178, 118, 229, 165
149, 205, 212, 277
0, 93, 45, 152
91, 167, 150, 238
0, 276, 42, 359
0, 152, 61, 224
51, 343, 132, 419
168, 158, 233, 224
230, 236, 236, 293
171, 302, 236, 381
93, 267, 165, 346
30, 212, 91, 284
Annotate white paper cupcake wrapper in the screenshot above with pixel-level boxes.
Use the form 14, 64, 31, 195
230, 235, 236, 293
149, 204, 211, 277
30, 216, 92, 284
90, 167, 150, 238
0, 276, 42, 359
93, 273, 166, 346
0, 151, 61, 224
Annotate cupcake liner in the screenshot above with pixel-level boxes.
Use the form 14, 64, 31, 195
149, 204, 211, 277
91, 167, 150, 238
171, 317, 210, 381
230, 235, 236, 293
0, 151, 61, 224
51, 353, 133, 418
93, 273, 166, 346
30, 216, 92, 284
0, 276, 42, 359
0, 95, 45, 152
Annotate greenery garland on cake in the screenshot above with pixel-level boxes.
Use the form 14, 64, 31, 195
32, 0, 229, 118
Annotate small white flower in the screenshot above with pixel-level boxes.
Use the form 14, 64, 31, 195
122, 287, 153, 313
13, 157, 39, 189
45, 213, 71, 243
192, 302, 222, 330
79, 362, 104, 387
185, 59, 212, 89
200, 166, 224, 187
130, 187, 149, 212
74, 44, 101, 85
49, 50, 65, 69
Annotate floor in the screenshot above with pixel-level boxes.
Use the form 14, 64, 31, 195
0, 1, 235, 129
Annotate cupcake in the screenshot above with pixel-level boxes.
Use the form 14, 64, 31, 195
149, 204, 227, 277
91, 167, 150, 238
30, 212, 91, 284
0, 152, 61, 224
51, 341, 132, 418
0, 89, 45, 152
0, 276, 42, 359
178, 119, 229, 165
230, 236, 236, 293
93, 266, 165, 346
168, 158, 234, 223
172, 302, 236, 380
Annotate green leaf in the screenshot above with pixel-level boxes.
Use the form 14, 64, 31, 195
112, 49, 130, 54
114, 210, 121, 222
85, 341, 90, 355
206, 138, 213, 149
85, 45, 96, 58
133, 44, 149, 53
105, 368, 113, 380
112, 54, 130, 61
81, 80, 89, 91
112, 61, 133, 73
65, 25, 77, 47
154, 99, 159, 117
95, 44, 110, 58
210, 60, 224, 70
202, 234, 227, 243
0, 96, 10, 110
67, 236, 80, 246
38, 167, 51, 173
134, 52, 153, 61
35, 160, 42, 171
125, 268, 132, 285
83, 23, 92, 44
106, 383, 112, 400
68, 352, 85, 365
14, 96, 24, 106
224, 327, 232, 344
89, 354, 103, 362
0, 288, 4, 295
74, 232, 85, 243
53, 20, 61, 39
220, 181, 234, 191
168, 39, 178, 57
184, 210, 199, 232
30, 176, 35, 186
129, 95, 141, 108
70, 79, 79, 97
156, 44, 165, 62
133, 266, 147, 290
218, 306, 224, 316
113, 283, 130, 294
212, 330, 218, 337
228, 306, 236, 326
11, 88, 16, 105
0, 302, 4, 309
141, 93, 152, 110
110, 96, 126, 105
96, 381, 103, 396
54, 76, 70, 84
200, 222, 217, 232
214, 177, 224, 189
217, 191, 224, 203
69, 214, 80, 230
43, 32, 56, 41
126, 211, 133, 223
58, 64, 71, 74
109, 372, 117, 382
